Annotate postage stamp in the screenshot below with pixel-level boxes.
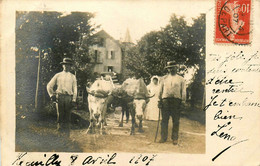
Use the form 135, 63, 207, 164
215, 0, 251, 44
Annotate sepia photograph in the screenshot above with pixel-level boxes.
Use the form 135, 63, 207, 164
15, 7, 206, 153
1, 0, 260, 165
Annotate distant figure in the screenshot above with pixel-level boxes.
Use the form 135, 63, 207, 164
102, 74, 115, 116
47, 58, 77, 138
158, 61, 186, 145
145, 76, 161, 121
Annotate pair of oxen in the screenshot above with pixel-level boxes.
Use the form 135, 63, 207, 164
87, 77, 153, 135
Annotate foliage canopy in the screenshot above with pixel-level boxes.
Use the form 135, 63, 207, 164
124, 14, 205, 81
16, 11, 97, 106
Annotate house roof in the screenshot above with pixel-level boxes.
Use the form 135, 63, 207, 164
93, 30, 121, 46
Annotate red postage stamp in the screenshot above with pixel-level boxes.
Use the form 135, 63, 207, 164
215, 0, 251, 45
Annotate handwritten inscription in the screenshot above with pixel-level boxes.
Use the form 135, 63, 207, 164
208, 51, 260, 74
214, 110, 242, 120
12, 153, 157, 166
229, 98, 260, 107
206, 76, 243, 85
129, 154, 157, 166
207, 51, 259, 161
82, 153, 117, 165
12, 152, 28, 165
211, 121, 236, 141
70, 155, 78, 165
12, 153, 61, 166
206, 76, 253, 94
212, 139, 249, 161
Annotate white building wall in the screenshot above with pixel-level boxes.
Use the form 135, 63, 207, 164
90, 38, 122, 73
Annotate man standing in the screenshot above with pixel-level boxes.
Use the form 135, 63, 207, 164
158, 61, 186, 145
47, 58, 77, 137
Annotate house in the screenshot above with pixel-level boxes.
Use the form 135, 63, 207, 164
89, 30, 123, 74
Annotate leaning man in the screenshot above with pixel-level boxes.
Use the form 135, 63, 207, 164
158, 61, 186, 145
47, 58, 77, 137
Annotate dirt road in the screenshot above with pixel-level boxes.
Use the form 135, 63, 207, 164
16, 106, 205, 154
70, 108, 205, 153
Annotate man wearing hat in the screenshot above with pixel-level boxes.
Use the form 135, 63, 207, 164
158, 61, 186, 145
47, 58, 77, 137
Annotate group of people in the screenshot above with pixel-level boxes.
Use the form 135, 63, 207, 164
47, 58, 186, 145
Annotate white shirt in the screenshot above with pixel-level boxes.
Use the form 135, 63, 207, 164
159, 74, 186, 101
47, 71, 77, 102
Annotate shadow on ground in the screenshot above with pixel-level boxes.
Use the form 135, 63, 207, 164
181, 104, 205, 125
15, 104, 89, 152
16, 103, 205, 153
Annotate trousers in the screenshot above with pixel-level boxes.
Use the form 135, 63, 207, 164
56, 94, 73, 137
160, 97, 182, 141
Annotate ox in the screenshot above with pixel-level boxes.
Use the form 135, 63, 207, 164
120, 78, 153, 135
110, 87, 131, 127
86, 78, 114, 134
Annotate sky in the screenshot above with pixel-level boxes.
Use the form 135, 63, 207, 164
83, 1, 206, 43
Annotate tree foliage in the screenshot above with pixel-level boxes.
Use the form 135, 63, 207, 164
124, 14, 205, 79
16, 11, 97, 106
123, 14, 205, 104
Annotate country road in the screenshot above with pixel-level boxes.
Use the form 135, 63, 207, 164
70, 108, 205, 153
16, 105, 205, 154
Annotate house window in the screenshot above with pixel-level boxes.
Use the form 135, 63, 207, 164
94, 50, 98, 62
108, 66, 114, 72
107, 50, 115, 59
94, 50, 102, 63
98, 38, 105, 47
111, 51, 115, 59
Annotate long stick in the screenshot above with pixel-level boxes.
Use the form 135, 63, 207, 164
35, 50, 41, 111
154, 108, 161, 142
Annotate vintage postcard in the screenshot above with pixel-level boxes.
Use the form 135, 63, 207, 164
1, 0, 260, 165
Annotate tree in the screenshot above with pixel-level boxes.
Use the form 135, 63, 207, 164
188, 14, 206, 109
137, 31, 166, 77
124, 14, 205, 78
16, 11, 62, 107
123, 14, 206, 107
159, 15, 189, 64
16, 11, 97, 108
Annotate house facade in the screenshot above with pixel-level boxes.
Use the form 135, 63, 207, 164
89, 30, 122, 74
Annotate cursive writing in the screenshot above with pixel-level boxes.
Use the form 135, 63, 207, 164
209, 51, 260, 73
207, 50, 256, 163
129, 154, 157, 166
211, 121, 236, 141
206, 76, 243, 85
82, 153, 117, 165
214, 110, 242, 120
204, 95, 225, 111
229, 98, 260, 107
12, 152, 27, 165
212, 139, 249, 161
12, 153, 61, 166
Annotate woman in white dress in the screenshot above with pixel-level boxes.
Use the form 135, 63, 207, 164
145, 76, 161, 121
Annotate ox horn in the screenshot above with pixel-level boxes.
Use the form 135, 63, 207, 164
87, 90, 95, 96
147, 94, 155, 98
95, 93, 108, 98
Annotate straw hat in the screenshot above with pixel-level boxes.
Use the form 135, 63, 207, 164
60, 58, 73, 65
165, 61, 177, 68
